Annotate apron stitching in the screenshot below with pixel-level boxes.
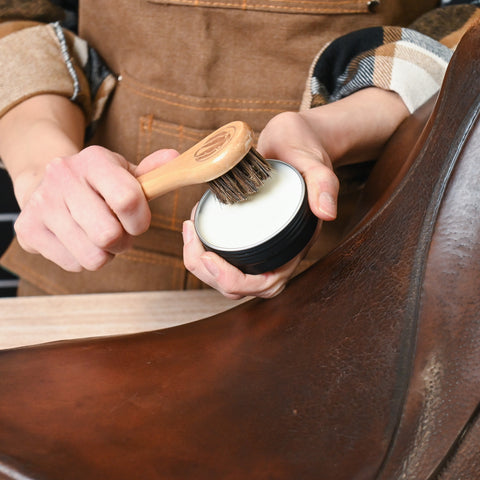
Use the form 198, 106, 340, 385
122, 73, 299, 107
144, 119, 259, 144
123, 82, 291, 113
136, 115, 148, 164
15, 261, 70, 295
145, 114, 154, 159
150, 216, 183, 230
168, 125, 184, 229
146, 0, 365, 13
121, 250, 183, 266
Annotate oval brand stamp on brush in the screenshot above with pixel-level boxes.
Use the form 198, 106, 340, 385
194, 125, 236, 163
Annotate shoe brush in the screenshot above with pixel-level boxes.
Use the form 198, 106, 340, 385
136, 121, 271, 204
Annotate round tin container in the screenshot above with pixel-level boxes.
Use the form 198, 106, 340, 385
194, 160, 318, 274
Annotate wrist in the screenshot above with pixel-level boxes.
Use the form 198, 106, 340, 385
0, 95, 85, 207
300, 88, 410, 167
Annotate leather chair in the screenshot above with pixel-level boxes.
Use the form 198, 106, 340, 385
0, 22, 479, 480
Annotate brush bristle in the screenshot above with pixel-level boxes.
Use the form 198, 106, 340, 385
208, 148, 272, 204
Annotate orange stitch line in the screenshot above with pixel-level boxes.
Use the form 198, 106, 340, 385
137, 116, 151, 164
122, 82, 288, 113
139, 117, 210, 144
140, 120, 198, 139
171, 192, 180, 229
122, 73, 298, 107
149, 126, 204, 144
150, 211, 186, 223
149, 0, 364, 13
167, 125, 184, 229
143, 119, 259, 152
254, 0, 360, 5
16, 262, 70, 295
146, 114, 154, 158
150, 214, 183, 230
178, 124, 185, 151
147, 118, 209, 136
151, 209, 185, 225
147, 114, 154, 130
146, 120, 178, 132
149, 0, 361, 3
121, 250, 183, 267
148, 0, 364, 10
136, 118, 144, 164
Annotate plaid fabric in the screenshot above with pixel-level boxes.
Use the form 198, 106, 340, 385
302, 3, 480, 112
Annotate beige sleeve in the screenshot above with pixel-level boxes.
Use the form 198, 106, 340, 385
0, 20, 105, 122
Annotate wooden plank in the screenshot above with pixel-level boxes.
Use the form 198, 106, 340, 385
0, 290, 248, 350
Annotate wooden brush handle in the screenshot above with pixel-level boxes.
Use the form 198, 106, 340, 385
137, 121, 254, 201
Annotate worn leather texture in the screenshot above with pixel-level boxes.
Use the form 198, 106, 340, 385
0, 21, 479, 480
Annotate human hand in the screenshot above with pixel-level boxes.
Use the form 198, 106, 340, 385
183, 88, 410, 299
257, 111, 340, 222
182, 215, 321, 300
182, 110, 335, 299
14, 146, 179, 272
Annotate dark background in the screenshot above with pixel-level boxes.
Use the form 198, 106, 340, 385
0, 168, 19, 296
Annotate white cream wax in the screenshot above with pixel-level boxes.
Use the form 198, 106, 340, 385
195, 161, 305, 250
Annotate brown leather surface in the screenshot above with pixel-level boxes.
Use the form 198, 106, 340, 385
0, 22, 479, 480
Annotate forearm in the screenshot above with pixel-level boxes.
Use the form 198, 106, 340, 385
300, 87, 410, 167
0, 94, 85, 207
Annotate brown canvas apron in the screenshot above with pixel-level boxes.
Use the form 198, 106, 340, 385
2, 0, 438, 295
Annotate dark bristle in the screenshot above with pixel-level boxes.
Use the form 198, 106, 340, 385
208, 148, 272, 204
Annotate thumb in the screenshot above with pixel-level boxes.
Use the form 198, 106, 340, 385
135, 149, 179, 176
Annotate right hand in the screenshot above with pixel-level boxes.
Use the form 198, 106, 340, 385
14, 146, 179, 272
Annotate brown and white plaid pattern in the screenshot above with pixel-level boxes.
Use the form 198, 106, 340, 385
302, 4, 480, 113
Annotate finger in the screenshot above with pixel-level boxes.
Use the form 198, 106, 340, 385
44, 157, 132, 254
182, 220, 243, 298
15, 214, 83, 272
41, 199, 113, 271
182, 219, 218, 286
257, 112, 339, 221
63, 176, 132, 254
182, 219, 286, 298
72, 149, 152, 236
135, 149, 180, 176
200, 252, 290, 299
14, 175, 112, 271
262, 145, 339, 221
31, 174, 113, 271
67, 194, 133, 255
303, 162, 339, 221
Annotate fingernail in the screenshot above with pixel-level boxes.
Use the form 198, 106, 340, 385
201, 255, 220, 278
182, 221, 194, 245
318, 191, 337, 219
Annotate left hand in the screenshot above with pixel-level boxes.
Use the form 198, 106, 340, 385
182, 215, 322, 300
183, 88, 410, 299
182, 110, 338, 299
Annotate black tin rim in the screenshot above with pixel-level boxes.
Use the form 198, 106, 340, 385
194, 160, 318, 274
